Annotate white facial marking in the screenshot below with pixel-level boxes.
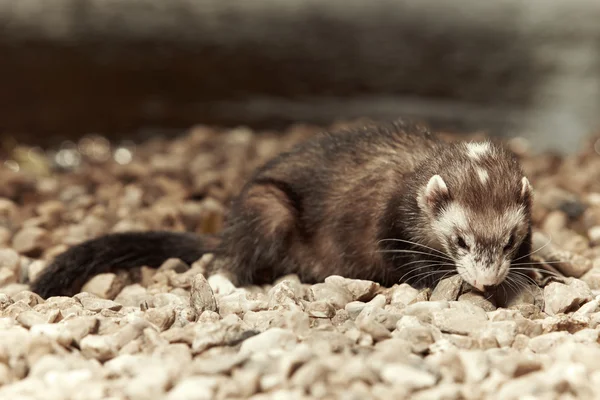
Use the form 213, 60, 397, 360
466, 142, 491, 160
431, 202, 468, 239
498, 206, 526, 233
476, 167, 489, 184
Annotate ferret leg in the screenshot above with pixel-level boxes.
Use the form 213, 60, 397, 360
219, 180, 301, 285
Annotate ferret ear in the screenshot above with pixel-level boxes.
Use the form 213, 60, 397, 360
520, 176, 533, 203
419, 174, 451, 213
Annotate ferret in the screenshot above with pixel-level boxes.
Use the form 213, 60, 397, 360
30, 120, 533, 299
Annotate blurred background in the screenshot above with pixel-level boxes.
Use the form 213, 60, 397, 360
1, 0, 600, 155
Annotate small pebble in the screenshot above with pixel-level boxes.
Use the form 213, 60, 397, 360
11, 227, 50, 256
190, 273, 218, 314
544, 279, 594, 315
81, 273, 127, 300
430, 275, 463, 302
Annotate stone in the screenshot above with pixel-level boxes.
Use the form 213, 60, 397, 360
0, 293, 14, 311
0, 283, 29, 297
458, 350, 490, 383
153, 293, 188, 309
208, 273, 236, 296
402, 300, 450, 324
217, 291, 252, 316
588, 226, 600, 245
192, 317, 257, 354
309, 283, 353, 309
0, 268, 16, 287
11, 227, 50, 256
191, 351, 247, 375
527, 331, 570, 353
77, 295, 122, 312
573, 299, 600, 316
390, 283, 420, 307
81, 273, 127, 299
61, 317, 99, 345
0, 249, 20, 273
458, 291, 497, 311
34, 296, 83, 317
26, 260, 47, 283
430, 275, 463, 302
412, 288, 432, 303
357, 318, 392, 342
230, 368, 260, 398
412, 383, 464, 400
324, 275, 380, 302
544, 279, 594, 315
425, 350, 464, 383
431, 302, 488, 335
145, 306, 176, 331
331, 309, 351, 325
268, 280, 303, 311
394, 316, 437, 353
329, 357, 379, 386
380, 363, 438, 390
190, 273, 218, 314
159, 258, 190, 273
306, 301, 335, 318
239, 328, 297, 356
114, 284, 153, 307
554, 252, 594, 278
16, 310, 47, 328
581, 264, 600, 290
290, 360, 329, 390
29, 323, 74, 347
345, 301, 367, 320
477, 321, 518, 348
166, 377, 219, 400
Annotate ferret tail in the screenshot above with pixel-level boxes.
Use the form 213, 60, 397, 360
30, 231, 221, 299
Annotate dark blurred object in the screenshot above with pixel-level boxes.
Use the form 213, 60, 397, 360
0, 0, 599, 152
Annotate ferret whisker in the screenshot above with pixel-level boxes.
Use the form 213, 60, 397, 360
405, 267, 455, 287
513, 233, 553, 262
500, 284, 507, 301
377, 249, 453, 261
511, 276, 540, 300
509, 271, 541, 290
510, 266, 565, 278
435, 270, 456, 283
508, 274, 532, 292
378, 238, 450, 258
511, 261, 568, 266
501, 275, 518, 291
414, 269, 456, 286
395, 263, 451, 275
504, 275, 532, 297
398, 264, 454, 284
398, 259, 455, 269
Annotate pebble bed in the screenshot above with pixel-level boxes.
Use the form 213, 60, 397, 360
1, 124, 600, 400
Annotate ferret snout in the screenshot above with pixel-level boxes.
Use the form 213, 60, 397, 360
470, 259, 510, 292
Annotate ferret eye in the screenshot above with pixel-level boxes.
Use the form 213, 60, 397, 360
504, 234, 515, 252
456, 236, 469, 250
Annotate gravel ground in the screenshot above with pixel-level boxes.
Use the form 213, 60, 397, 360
1, 124, 600, 400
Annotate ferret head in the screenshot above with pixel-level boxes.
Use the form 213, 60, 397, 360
416, 142, 533, 292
